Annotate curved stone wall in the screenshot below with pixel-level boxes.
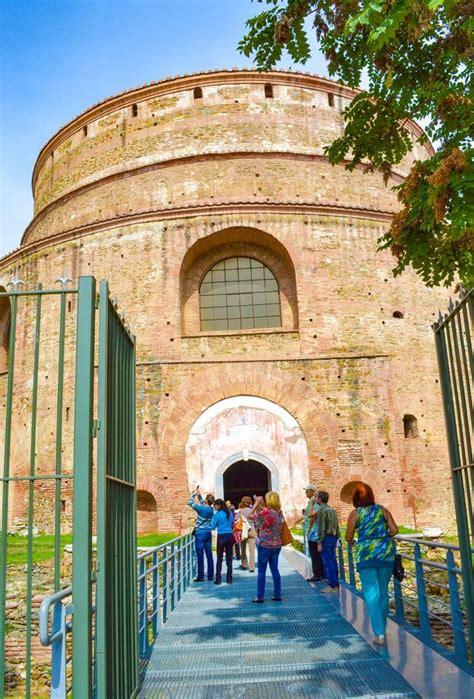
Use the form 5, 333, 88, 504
0, 70, 452, 532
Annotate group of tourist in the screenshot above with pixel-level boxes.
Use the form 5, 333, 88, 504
187, 487, 284, 601
187, 479, 399, 645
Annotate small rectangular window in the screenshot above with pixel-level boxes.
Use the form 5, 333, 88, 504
132, 103, 138, 117
264, 84, 273, 98
327, 93, 335, 107
82, 125, 88, 137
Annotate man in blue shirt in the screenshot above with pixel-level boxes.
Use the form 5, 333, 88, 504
187, 487, 215, 582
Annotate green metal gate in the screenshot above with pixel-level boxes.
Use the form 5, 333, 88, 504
434, 286, 474, 659
1, 275, 138, 698
95, 280, 138, 698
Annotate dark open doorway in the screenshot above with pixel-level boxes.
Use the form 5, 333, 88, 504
223, 459, 271, 507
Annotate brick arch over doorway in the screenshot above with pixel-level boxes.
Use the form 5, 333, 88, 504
185, 397, 309, 520
157, 363, 340, 528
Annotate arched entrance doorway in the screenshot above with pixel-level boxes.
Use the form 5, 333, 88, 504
185, 396, 310, 520
223, 459, 271, 506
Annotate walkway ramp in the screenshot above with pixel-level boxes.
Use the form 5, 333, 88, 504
139, 556, 418, 698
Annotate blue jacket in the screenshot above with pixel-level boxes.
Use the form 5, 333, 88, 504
187, 494, 213, 532
210, 509, 233, 535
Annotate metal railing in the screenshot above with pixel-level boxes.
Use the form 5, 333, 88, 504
336, 534, 473, 670
433, 287, 474, 657
137, 533, 196, 659
39, 587, 73, 697
39, 533, 196, 696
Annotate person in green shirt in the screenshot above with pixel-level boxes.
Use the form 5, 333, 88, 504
316, 491, 340, 592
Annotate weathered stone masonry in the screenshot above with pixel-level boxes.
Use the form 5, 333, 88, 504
0, 69, 453, 533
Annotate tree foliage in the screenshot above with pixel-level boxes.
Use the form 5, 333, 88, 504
239, 1, 473, 287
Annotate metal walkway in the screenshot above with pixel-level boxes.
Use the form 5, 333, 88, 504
139, 555, 418, 698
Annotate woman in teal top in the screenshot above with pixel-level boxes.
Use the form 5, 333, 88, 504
345, 482, 398, 646
210, 499, 234, 585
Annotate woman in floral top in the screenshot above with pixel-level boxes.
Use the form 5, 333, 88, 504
250, 492, 284, 603
345, 483, 399, 646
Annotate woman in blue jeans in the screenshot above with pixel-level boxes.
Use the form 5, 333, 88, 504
210, 499, 234, 584
345, 482, 399, 645
250, 492, 284, 603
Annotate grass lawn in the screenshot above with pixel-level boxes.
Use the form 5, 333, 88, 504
137, 532, 177, 548
5, 532, 177, 565
6, 533, 73, 565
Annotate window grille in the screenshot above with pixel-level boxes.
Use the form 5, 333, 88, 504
199, 257, 281, 331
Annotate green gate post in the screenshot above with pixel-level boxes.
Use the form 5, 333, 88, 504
0, 292, 18, 690
96, 280, 109, 699
435, 299, 474, 660
72, 276, 96, 698
25, 287, 43, 697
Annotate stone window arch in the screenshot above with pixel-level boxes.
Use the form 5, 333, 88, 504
137, 490, 157, 534
0, 287, 11, 373
403, 414, 419, 439
340, 480, 365, 504
200, 256, 281, 331
180, 226, 299, 336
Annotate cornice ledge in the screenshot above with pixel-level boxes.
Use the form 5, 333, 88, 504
24, 150, 404, 245
1, 201, 394, 269
31, 68, 434, 188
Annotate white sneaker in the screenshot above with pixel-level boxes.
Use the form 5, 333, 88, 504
374, 635, 386, 645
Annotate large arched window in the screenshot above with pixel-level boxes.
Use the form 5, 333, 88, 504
200, 257, 281, 331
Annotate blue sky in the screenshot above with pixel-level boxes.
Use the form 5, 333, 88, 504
0, 0, 328, 258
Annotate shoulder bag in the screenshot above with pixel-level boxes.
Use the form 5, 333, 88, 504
393, 552, 404, 582
281, 518, 293, 546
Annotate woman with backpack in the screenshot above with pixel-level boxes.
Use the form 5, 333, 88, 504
238, 495, 256, 573
345, 482, 399, 646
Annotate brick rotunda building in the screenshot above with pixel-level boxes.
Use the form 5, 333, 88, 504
0, 69, 454, 533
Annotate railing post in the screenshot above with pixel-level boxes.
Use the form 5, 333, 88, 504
337, 541, 346, 583
50, 602, 67, 699
152, 552, 160, 637
72, 276, 96, 699
177, 544, 182, 601
446, 549, 468, 663
170, 542, 176, 611
163, 546, 169, 622
187, 536, 191, 588
414, 543, 431, 642
184, 536, 189, 588
347, 543, 356, 588
392, 575, 405, 623
96, 279, 109, 699
138, 557, 148, 658
191, 535, 197, 578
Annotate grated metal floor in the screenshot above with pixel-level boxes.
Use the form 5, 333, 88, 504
139, 556, 419, 698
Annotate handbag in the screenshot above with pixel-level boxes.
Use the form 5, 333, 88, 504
281, 518, 293, 546
393, 553, 404, 582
